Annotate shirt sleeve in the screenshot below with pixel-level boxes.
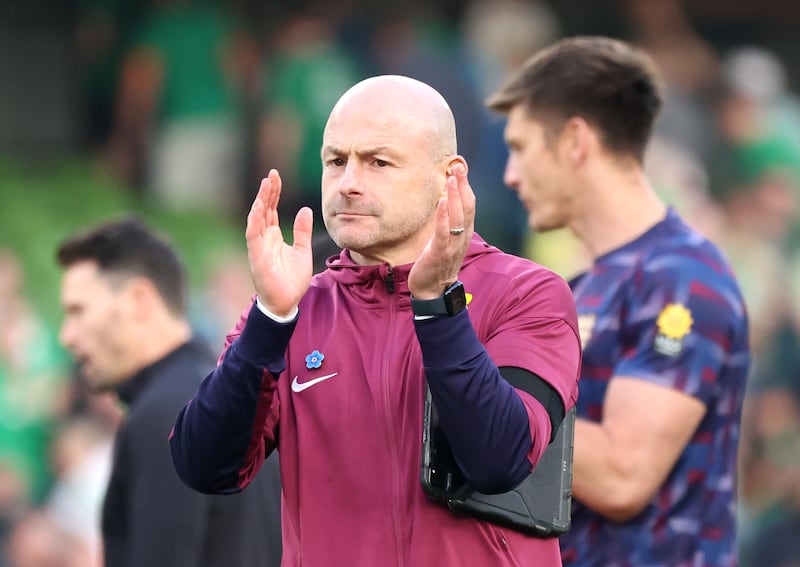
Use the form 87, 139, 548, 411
170, 301, 293, 494
481, 267, 582, 409
415, 311, 536, 494
414, 265, 582, 494
614, 249, 747, 404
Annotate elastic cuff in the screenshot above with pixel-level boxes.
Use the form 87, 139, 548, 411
234, 301, 297, 374
256, 297, 299, 323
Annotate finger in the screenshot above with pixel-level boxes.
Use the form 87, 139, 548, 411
453, 163, 476, 229
245, 177, 270, 241
445, 174, 465, 234
292, 207, 314, 253
266, 169, 282, 213
254, 175, 272, 208
264, 170, 282, 228
434, 194, 450, 241
245, 197, 263, 242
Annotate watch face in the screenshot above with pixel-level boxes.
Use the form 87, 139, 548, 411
445, 282, 467, 315
411, 281, 466, 317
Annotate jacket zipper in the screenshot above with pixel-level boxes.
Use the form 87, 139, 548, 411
382, 264, 404, 566
384, 266, 395, 294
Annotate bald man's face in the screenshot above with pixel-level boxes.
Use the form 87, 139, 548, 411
320, 81, 452, 264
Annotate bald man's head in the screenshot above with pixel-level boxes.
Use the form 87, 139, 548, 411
325, 75, 457, 162
319, 75, 467, 266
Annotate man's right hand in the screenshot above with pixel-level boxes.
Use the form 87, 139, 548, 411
245, 169, 314, 317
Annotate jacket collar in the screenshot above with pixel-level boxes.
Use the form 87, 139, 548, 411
321, 233, 498, 294
114, 338, 202, 407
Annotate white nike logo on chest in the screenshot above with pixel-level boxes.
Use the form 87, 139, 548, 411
291, 372, 338, 393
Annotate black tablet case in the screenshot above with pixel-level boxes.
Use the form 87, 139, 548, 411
421, 383, 575, 537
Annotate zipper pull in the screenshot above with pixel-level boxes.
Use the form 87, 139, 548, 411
384, 266, 395, 294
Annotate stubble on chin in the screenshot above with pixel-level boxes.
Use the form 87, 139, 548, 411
327, 223, 376, 253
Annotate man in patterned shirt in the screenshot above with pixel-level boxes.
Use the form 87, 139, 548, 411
488, 36, 750, 566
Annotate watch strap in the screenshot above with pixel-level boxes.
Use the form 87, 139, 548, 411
411, 281, 466, 317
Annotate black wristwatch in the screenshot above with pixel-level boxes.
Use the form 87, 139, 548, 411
410, 281, 467, 317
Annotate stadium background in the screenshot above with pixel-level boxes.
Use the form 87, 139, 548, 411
1, 0, 799, 565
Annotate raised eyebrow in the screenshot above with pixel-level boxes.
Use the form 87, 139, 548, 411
321, 145, 342, 159
321, 145, 399, 159
359, 146, 398, 158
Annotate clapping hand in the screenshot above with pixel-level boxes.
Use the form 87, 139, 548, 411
245, 169, 314, 317
408, 164, 475, 299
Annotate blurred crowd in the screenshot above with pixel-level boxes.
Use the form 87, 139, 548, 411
2, 0, 800, 565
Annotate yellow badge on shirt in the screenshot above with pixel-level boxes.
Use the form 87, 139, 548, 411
465, 292, 473, 305
654, 303, 693, 356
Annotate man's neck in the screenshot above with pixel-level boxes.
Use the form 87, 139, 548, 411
569, 164, 667, 259
133, 317, 193, 372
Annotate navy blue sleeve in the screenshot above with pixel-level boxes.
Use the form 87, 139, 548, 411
170, 302, 295, 494
414, 310, 532, 494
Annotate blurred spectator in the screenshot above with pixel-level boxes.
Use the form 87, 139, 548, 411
56, 217, 282, 567
461, 0, 561, 94
369, 2, 531, 253
712, 44, 800, 387
0, 249, 70, 509
715, 46, 800, 253
369, 5, 483, 160
625, 0, 722, 165
192, 250, 255, 349
256, 11, 364, 222
461, 0, 581, 262
107, 0, 255, 213
74, 0, 144, 149
721, 46, 800, 164
713, 178, 796, 357
705, 42, 800, 563
715, 46, 800, 202
6, 510, 93, 567
43, 415, 114, 566
644, 136, 725, 239
0, 463, 28, 565
739, 387, 800, 567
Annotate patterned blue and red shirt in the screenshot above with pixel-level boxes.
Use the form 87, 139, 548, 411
560, 208, 750, 567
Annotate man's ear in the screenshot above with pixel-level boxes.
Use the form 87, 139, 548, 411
560, 117, 594, 166
125, 277, 159, 321
443, 155, 468, 178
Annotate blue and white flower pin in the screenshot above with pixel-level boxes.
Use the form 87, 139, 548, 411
305, 350, 324, 369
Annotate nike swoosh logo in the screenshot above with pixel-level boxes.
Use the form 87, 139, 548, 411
291, 372, 338, 393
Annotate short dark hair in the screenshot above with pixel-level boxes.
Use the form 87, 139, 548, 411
56, 217, 187, 316
487, 36, 664, 162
